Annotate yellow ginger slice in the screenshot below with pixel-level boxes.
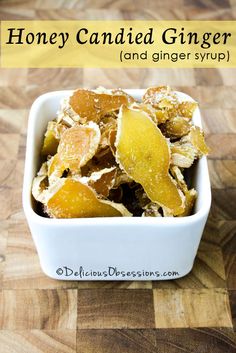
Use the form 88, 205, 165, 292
42, 121, 67, 156
162, 116, 192, 139
189, 126, 209, 155
57, 122, 100, 173
46, 178, 131, 218
155, 109, 169, 124
115, 106, 184, 216
69, 89, 130, 123
177, 101, 198, 120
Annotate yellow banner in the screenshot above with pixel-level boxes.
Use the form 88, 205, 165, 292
1, 21, 236, 68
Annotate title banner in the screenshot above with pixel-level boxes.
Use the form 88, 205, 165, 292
1, 21, 236, 68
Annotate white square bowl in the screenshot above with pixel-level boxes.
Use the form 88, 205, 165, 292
23, 89, 211, 281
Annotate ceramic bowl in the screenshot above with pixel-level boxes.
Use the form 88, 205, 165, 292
23, 89, 211, 280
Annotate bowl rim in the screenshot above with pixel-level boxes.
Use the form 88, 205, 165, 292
23, 89, 212, 226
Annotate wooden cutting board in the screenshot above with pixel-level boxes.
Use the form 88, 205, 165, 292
0, 1, 236, 352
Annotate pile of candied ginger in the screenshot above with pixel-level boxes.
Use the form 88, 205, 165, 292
32, 86, 209, 218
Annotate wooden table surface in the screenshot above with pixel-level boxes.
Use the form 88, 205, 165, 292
0, 0, 236, 352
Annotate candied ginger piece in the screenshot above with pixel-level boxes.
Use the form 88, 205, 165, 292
57, 97, 80, 124
41, 121, 67, 156
177, 101, 198, 120
130, 102, 158, 124
143, 86, 178, 110
170, 165, 188, 192
189, 126, 209, 155
69, 89, 130, 123
99, 115, 117, 149
80, 167, 117, 197
162, 116, 192, 139
171, 143, 195, 168
110, 89, 135, 104
155, 109, 169, 124
131, 102, 170, 125
57, 122, 100, 173
32, 162, 49, 203
89, 167, 116, 197
109, 129, 117, 156
32, 175, 48, 203
95, 87, 135, 105
116, 106, 184, 216
170, 126, 209, 168
47, 154, 71, 184
162, 207, 174, 217
170, 166, 197, 216
46, 178, 131, 218
180, 188, 197, 216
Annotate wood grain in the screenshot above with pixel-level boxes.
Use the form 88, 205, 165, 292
3, 219, 78, 289
0, 330, 76, 353
0, 188, 12, 220
0, 160, 24, 189
77, 280, 153, 289
229, 291, 236, 331
0, 109, 27, 134
28, 68, 84, 88
76, 328, 236, 353
224, 253, 236, 290
201, 109, 229, 134
0, 221, 8, 287
209, 189, 236, 220
206, 134, 236, 159
0, 134, 20, 159
200, 220, 236, 255
0, 69, 28, 87
77, 289, 155, 329
0, 289, 77, 330
153, 288, 232, 328
153, 249, 226, 289
198, 86, 236, 109
208, 160, 236, 188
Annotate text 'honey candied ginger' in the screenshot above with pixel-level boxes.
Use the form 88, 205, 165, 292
32, 86, 209, 218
